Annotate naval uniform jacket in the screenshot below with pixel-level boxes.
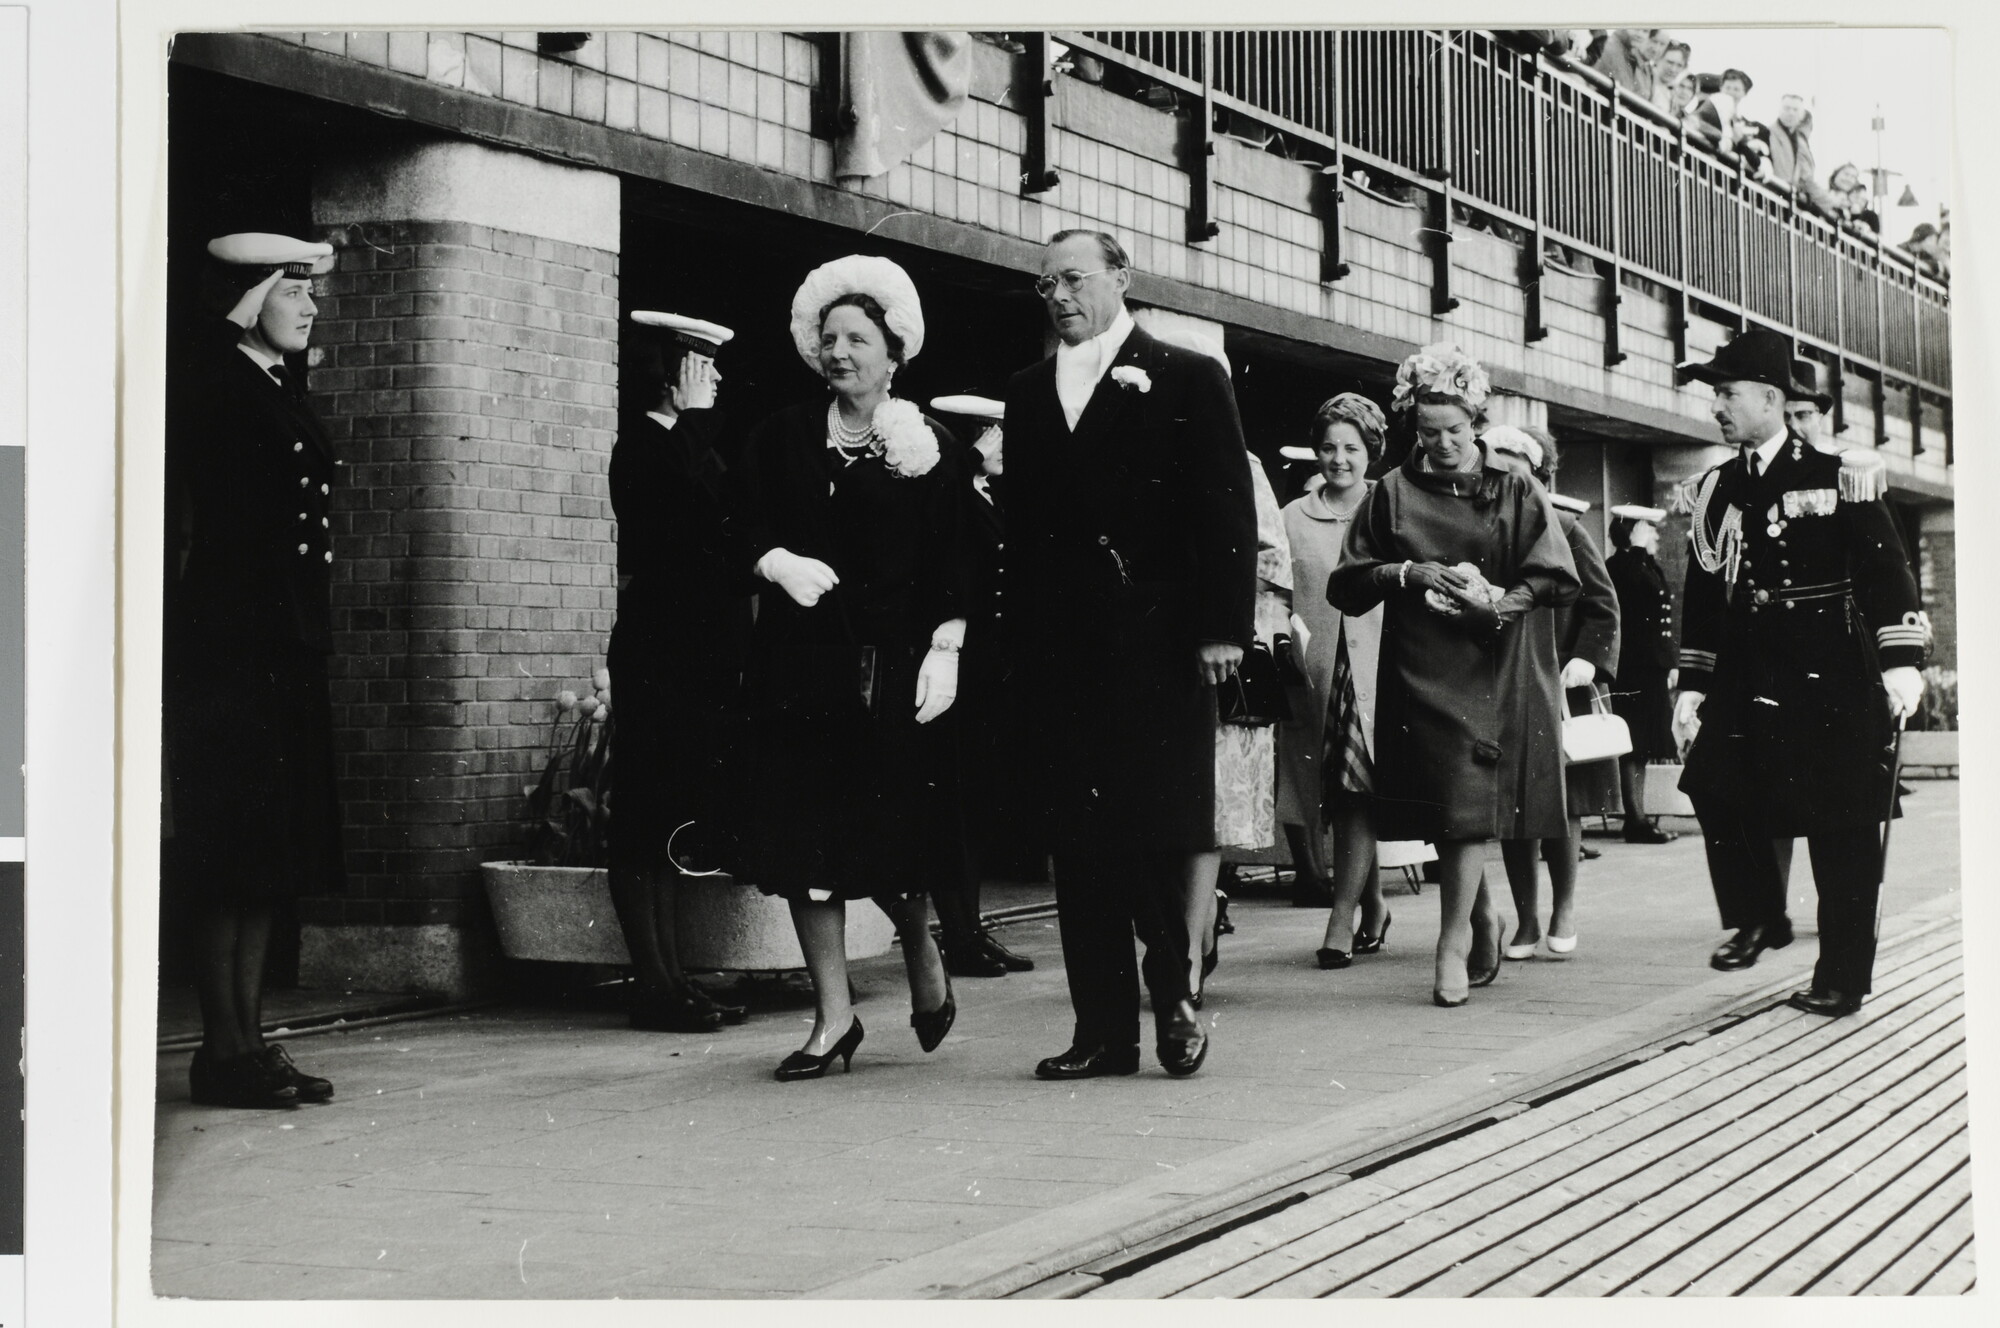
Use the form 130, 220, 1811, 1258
1676, 438, 1925, 836
163, 330, 344, 900
1000, 325, 1258, 853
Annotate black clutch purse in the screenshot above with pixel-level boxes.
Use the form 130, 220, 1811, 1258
1218, 643, 1291, 728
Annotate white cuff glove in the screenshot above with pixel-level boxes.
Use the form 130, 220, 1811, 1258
1672, 690, 1705, 756
1288, 613, 1312, 654
1560, 658, 1596, 689
755, 547, 839, 608
914, 646, 959, 724
1882, 666, 1925, 721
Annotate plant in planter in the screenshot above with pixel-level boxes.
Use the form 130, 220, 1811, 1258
525, 670, 614, 868
482, 670, 895, 970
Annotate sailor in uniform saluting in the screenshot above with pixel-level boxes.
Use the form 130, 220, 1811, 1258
1671, 330, 1928, 1016
165, 233, 343, 1107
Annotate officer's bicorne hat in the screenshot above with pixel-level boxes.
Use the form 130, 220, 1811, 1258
630, 310, 734, 357
1787, 358, 1835, 414
1678, 329, 1796, 395
206, 233, 335, 329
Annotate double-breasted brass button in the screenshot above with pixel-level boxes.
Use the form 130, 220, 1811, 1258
1753, 589, 1771, 605
293, 442, 303, 453
1097, 535, 1109, 546
297, 543, 308, 555
324, 551, 333, 563
1785, 600, 1796, 609
298, 476, 309, 488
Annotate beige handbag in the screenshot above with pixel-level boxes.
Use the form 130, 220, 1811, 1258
1562, 684, 1632, 764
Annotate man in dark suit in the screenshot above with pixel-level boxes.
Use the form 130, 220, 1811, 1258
1001, 230, 1257, 1078
1672, 330, 1927, 1015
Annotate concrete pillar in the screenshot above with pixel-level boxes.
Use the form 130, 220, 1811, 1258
299, 137, 622, 996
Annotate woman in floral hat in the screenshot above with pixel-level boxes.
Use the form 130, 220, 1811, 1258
737, 255, 969, 1080
1327, 345, 1579, 1006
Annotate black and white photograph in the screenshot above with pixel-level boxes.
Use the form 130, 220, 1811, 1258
105, 2, 1985, 1311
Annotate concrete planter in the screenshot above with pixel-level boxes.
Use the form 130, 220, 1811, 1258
1901, 730, 1958, 774
479, 863, 895, 971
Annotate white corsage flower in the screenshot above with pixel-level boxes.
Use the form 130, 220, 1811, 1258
1110, 365, 1152, 393
873, 398, 940, 479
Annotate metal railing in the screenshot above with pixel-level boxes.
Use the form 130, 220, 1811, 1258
1056, 28, 1951, 403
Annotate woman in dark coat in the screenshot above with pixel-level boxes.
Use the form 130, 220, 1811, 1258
1327, 345, 1579, 1006
1605, 508, 1680, 842
604, 314, 753, 1033
165, 233, 344, 1109
1484, 427, 1620, 961
738, 256, 967, 1080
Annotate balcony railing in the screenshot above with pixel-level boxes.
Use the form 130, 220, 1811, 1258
1055, 29, 1950, 403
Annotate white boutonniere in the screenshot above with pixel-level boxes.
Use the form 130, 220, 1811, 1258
1110, 365, 1152, 393
871, 398, 940, 478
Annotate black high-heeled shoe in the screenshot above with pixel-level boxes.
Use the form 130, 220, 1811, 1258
1316, 947, 1352, 970
775, 1016, 864, 1081
911, 976, 957, 1054
1354, 911, 1393, 956
1469, 913, 1503, 988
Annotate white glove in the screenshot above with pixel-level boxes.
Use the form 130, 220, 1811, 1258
1882, 666, 1925, 721
755, 547, 839, 608
1673, 690, 1704, 756
1288, 613, 1312, 654
914, 647, 959, 724
1560, 658, 1596, 689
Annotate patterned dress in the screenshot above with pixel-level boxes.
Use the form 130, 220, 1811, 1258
1213, 456, 1289, 849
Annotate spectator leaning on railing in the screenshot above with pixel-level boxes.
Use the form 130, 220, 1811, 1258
1904, 223, 1948, 282
1593, 28, 1666, 101
1769, 95, 1838, 217
1650, 40, 1690, 112
1684, 69, 1753, 153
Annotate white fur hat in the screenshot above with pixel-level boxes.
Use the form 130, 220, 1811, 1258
789, 255, 925, 373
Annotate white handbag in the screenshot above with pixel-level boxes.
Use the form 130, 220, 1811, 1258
1562, 685, 1632, 764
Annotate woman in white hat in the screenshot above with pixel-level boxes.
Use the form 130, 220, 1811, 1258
738, 256, 968, 1080
164, 233, 342, 1109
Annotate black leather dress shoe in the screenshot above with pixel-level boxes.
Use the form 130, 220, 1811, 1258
189, 1048, 299, 1110
1788, 987, 1863, 1017
944, 939, 1010, 978
979, 931, 1035, 972
1157, 1007, 1209, 1078
1034, 1044, 1141, 1080
1623, 820, 1679, 844
1709, 922, 1793, 971
261, 1043, 333, 1103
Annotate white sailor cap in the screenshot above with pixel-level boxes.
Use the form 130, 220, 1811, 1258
206, 233, 335, 328
1549, 492, 1590, 514
929, 395, 1005, 421
1278, 446, 1318, 462
631, 311, 735, 355
1609, 504, 1668, 523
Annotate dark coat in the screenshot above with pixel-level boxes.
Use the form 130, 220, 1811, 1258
1677, 440, 1925, 835
163, 331, 344, 902
734, 399, 970, 899
1607, 546, 1676, 673
1001, 325, 1258, 853
605, 406, 754, 871
1552, 509, 1622, 816
1328, 444, 1580, 843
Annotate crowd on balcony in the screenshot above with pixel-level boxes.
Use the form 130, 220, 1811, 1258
1509, 28, 1945, 278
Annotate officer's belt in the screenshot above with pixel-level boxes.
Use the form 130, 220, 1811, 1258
1748, 578, 1851, 605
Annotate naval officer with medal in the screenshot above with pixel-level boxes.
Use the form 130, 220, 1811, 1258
1671, 331, 1928, 1016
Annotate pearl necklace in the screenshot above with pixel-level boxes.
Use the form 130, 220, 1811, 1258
826, 401, 876, 458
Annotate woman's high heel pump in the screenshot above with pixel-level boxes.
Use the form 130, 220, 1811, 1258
912, 978, 956, 1054
1354, 911, 1393, 956
774, 1017, 864, 1081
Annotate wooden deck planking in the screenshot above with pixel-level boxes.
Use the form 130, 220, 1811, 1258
1557, 1000, 1965, 1296
1299, 987, 1966, 1297
1070, 933, 1969, 1301
1825, 1179, 1975, 1296
1401, 1053, 1965, 1299
1675, 1078, 1968, 1295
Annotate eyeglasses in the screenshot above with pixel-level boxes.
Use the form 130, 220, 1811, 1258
1034, 268, 1117, 298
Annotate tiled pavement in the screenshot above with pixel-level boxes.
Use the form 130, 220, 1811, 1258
150, 785, 1962, 1299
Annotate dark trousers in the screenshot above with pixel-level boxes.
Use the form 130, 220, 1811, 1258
1695, 802, 1884, 995
1053, 849, 1194, 1050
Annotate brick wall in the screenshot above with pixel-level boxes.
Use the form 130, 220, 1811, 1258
308, 219, 620, 918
